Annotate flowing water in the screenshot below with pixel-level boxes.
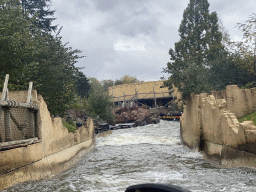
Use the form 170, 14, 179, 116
4, 120, 256, 192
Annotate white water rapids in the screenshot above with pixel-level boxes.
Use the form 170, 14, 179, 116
4, 120, 256, 192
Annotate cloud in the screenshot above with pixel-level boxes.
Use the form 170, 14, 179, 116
50, 0, 256, 82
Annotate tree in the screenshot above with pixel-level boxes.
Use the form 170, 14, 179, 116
0, 2, 83, 116
236, 14, 256, 83
85, 78, 114, 123
101, 79, 114, 91
115, 75, 140, 85
164, 0, 225, 101
0, 1, 38, 88
30, 30, 83, 115
75, 71, 90, 98
20, 0, 56, 32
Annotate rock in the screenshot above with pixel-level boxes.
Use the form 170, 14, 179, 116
113, 106, 159, 126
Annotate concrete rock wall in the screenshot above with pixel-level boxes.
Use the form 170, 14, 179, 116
181, 85, 256, 167
0, 91, 95, 190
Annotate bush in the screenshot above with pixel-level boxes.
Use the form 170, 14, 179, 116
62, 120, 77, 132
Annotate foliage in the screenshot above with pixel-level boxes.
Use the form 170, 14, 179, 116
115, 75, 140, 85
207, 53, 247, 90
100, 75, 140, 92
101, 79, 114, 91
0, 1, 84, 116
164, 0, 230, 101
238, 111, 256, 125
235, 14, 256, 82
75, 71, 90, 98
20, 0, 56, 32
86, 78, 114, 123
62, 120, 77, 132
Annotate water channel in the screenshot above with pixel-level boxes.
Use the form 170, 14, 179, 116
4, 120, 256, 192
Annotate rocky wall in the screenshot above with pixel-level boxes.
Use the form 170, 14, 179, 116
181, 85, 256, 167
0, 91, 95, 190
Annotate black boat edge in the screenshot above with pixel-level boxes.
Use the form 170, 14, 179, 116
125, 183, 191, 192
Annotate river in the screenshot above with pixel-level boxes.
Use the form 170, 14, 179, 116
4, 120, 256, 192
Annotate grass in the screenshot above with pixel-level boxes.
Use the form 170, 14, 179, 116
62, 120, 77, 132
238, 111, 256, 125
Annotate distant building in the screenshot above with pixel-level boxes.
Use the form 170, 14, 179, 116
108, 80, 181, 108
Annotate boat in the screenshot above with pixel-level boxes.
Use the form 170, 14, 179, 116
125, 183, 191, 192
159, 115, 181, 121
158, 111, 182, 121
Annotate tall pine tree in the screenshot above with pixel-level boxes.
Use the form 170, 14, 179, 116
20, 0, 56, 32
164, 0, 224, 101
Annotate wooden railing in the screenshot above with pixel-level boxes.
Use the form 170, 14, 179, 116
0, 75, 39, 146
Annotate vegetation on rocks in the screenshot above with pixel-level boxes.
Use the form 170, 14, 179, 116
238, 111, 256, 125
62, 120, 77, 133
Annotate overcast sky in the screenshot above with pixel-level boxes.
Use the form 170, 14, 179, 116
50, 0, 256, 82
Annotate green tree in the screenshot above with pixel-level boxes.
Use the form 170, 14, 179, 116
164, 0, 225, 101
20, 0, 56, 31
236, 14, 256, 83
30, 30, 83, 115
101, 79, 114, 91
115, 75, 140, 85
86, 78, 114, 123
0, 2, 83, 116
75, 71, 90, 98
0, 1, 38, 88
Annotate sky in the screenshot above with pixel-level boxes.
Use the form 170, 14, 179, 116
50, 0, 256, 82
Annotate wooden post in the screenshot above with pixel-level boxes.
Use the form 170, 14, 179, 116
1, 75, 11, 142
135, 89, 138, 106
153, 87, 157, 108
27, 82, 33, 103
112, 90, 115, 106
123, 91, 126, 107
1, 74, 9, 102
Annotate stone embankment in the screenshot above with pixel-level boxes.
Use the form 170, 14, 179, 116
0, 91, 95, 190
181, 85, 256, 168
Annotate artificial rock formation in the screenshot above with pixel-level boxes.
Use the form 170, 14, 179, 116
180, 85, 256, 167
114, 105, 159, 126
0, 91, 95, 190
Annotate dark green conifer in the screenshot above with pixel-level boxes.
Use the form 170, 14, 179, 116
21, 0, 56, 32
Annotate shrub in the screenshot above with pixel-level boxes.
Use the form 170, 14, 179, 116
63, 120, 77, 132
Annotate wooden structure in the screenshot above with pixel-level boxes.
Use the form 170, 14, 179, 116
108, 81, 181, 108
0, 74, 39, 144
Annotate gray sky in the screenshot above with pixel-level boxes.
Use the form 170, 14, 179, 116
50, 0, 256, 82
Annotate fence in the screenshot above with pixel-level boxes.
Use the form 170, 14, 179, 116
112, 88, 174, 109
0, 75, 39, 147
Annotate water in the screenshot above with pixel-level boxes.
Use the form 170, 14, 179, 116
4, 120, 256, 192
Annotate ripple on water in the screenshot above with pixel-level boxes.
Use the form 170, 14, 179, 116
4, 120, 256, 192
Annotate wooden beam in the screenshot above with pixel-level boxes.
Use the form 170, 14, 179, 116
27, 82, 33, 103
1, 74, 9, 102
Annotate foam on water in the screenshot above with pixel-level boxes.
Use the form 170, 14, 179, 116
97, 120, 181, 147
5, 120, 256, 192
96, 133, 180, 146
180, 151, 204, 159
